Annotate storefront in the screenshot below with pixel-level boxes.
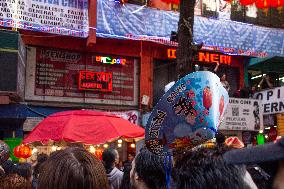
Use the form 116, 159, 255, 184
153, 48, 248, 105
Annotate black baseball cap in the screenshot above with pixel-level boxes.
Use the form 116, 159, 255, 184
224, 138, 284, 165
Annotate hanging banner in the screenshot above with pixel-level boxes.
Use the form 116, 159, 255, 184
254, 86, 284, 115
0, 0, 89, 37
219, 98, 264, 131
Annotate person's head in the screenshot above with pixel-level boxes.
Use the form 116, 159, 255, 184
128, 152, 135, 161
130, 149, 166, 189
102, 148, 119, 173
221, 73, 226, 81
0, 174, 32, 189
33, 153, 48, 178
173, 146, 257, 189
224, 138, 284, 189
37, 153, 48, 164
215, 132, 226, 145
38, 147, 109, 189
16, 163, 32, 182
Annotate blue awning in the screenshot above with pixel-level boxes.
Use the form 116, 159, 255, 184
0, 104, 74, 119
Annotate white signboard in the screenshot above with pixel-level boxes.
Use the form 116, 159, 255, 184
0, 0, 89, 37
219, 98, 263, 131
254, 86, 284, 115
110, 110, 140, 125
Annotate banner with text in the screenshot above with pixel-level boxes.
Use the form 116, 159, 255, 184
254, 86, 284, 115
25, 47, 139, 106
219, 98, 263, 131
0, 0, 88, 37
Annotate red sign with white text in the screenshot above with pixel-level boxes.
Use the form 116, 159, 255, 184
79, 71, 112, 92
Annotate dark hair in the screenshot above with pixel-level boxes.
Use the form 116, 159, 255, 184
119, 164, 132, 189
38, 147, 109, 189
134, 149, 166, 189
2, 160, 16, 175
16, 163, 32, 180
215, 132, 226, 145
102, 148, 117, 174
173, 147, 252, 189
0, 174, 32, 189
34, 154, 49, 176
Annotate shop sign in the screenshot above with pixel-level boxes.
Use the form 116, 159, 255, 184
78, 71, 112, 92
95, 56, 126, 66
25, 47, 138, 106
254, 86, 284, 115
0, 0, 89, 37
219, 98, 263, 131
198, 52, 231, 65
167, 49, 176, 59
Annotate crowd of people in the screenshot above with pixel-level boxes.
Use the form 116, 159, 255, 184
1, 135, 284, 189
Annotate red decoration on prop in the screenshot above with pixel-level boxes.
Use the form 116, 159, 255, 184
203, 87, 212, 109
13, 145, 32, 159
240, 0, 256, 5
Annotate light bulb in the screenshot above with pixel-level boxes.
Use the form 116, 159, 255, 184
51, 146, 57, 152
130, 143, 136, 148
118, 139, 123, 144
118, 143, 122, 148
32, 148, 38, 154
89, 146, 96, 153
103, 144, 109, 148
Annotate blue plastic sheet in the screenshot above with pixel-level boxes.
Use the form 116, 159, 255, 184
97, 0, 284, 57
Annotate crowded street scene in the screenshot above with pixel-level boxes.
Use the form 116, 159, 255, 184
0, 0, 284, 189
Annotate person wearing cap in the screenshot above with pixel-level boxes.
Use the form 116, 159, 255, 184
223, 138, 284, 189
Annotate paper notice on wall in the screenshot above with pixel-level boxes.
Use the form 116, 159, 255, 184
0, 0, 89, 37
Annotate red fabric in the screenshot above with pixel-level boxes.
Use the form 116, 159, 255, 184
255, 0, 271, 8
270, 0, 284, 7
23, 110, 145, 145
239, 0, 256, 5
161, 0, 180, 4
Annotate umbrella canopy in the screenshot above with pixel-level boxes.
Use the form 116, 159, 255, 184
23, 110, 145, 145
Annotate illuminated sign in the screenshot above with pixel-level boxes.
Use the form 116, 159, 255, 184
79, 71, 112, 92
198, 52, 231, 65
95, 56, 126, 65
167, 49, 177, 59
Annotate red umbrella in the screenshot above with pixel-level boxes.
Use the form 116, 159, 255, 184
23, 110, 145, 145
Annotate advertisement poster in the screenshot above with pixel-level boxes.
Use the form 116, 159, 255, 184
219, 98, 264, 131
0, 0, 89, 37
25, 47, 138, 106
254, 86, 284, 115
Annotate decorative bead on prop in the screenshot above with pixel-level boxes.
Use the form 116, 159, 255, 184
145, 71, 229, 156
0, 140, 10, 164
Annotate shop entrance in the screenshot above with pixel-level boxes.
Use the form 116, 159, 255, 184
153, 60, 177, 106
